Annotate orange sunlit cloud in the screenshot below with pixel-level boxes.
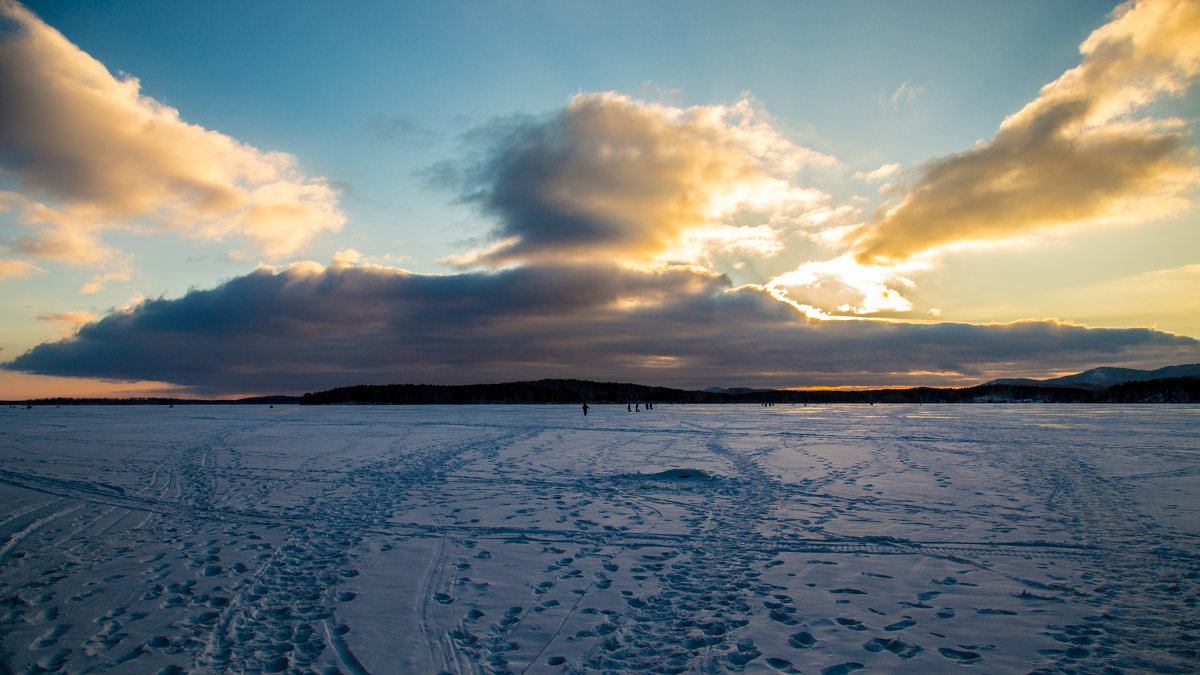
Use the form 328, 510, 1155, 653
0, 257, 44, 279
442, 92, 838, 269
853, 0, 1200, 265
0, 0, 344, 280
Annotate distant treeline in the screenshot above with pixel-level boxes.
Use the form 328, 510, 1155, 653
299, 376, 1200, 405
300, 380, 704, 405
5, 395, 302, 406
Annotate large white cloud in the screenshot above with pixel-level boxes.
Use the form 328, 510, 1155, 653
0, 0, 344, 271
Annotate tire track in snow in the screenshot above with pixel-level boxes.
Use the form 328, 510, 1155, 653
186, 423, 538, 673
0, 503, 82, 566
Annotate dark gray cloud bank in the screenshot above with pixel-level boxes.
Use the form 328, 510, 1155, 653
5, 261, 1196, 395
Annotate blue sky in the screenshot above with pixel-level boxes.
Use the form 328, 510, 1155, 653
2, 0, 1198, 397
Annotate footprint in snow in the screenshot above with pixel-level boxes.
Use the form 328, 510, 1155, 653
864, 636, 923, 658
820, 663, 864, 675
765, 656, 801, 673
787, 631, 817, 648
884, 617, 917, 631
938, 646, 982, 662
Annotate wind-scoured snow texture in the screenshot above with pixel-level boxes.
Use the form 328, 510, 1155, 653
0, 404, 1197, 673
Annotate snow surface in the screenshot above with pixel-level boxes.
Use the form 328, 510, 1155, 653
1, 403, 1198, 673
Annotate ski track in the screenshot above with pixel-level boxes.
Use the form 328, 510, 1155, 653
0, 404, 1196, 673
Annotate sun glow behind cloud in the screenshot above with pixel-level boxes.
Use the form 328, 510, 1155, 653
767, 255, 928, 317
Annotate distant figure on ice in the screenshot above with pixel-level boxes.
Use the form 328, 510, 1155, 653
627, 403, 631, 412
635, 403, 640, 412
582, 403, 589, 416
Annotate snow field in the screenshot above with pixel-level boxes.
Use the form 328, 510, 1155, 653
0, 404, 1197, 673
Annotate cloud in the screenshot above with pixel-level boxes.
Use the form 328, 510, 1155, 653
331, 248, 364, 266
767, 254, 926, 316
0, 0, 344, 265
854, 163, 901, 182
5, 261, 1196, 395
35, 309, 98, 339
36, 310, 99, 326
0, 257, 43, 279
854, 0, 1200, 265
79, 264, 132, 295
441, 92, 837, 268
879, 81, 923, 110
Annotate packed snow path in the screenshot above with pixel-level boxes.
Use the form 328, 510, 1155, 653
0, 404, 1197, 673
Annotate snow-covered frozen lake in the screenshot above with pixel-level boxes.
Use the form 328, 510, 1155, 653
1, 404, 1198, 674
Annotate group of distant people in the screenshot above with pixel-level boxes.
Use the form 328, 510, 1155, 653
580, 401, 655, 416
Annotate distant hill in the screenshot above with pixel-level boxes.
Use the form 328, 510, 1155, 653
989, 363, 1200, 390
300, 379, 712, 405
300, 376, 1200, 405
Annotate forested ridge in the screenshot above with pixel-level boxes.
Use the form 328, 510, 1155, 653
299, 376, 1200, 405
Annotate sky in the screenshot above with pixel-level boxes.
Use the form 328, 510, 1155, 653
1, 0, 1199, 398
